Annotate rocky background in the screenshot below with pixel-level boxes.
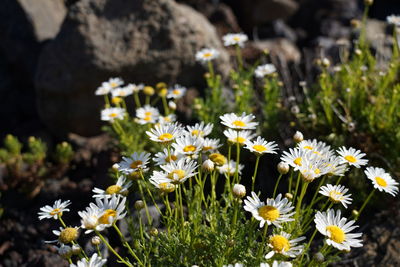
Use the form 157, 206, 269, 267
1, 0, 400, 266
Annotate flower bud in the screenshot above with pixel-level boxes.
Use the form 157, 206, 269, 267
232, 184, 246, 198
143, 86, 155, 96
321, 58, 330, 67
149, 228, 159, 237
71, 244, 81, 255
314, 252, 325, 262
58, 227, 79, 244
202, 159, 215, 172
293, 131, 304, 143
156, 82, 167, 89
91, 236, 101, 246
209, 153, 227, 166
285, 193, 293, 200
158, 88, 168, 97
111, 97, 122, 104
134, 200, 145, 210
168, 101, 177, 110
277, 162, 290, 174
355, 49, 362, 56
352, 209, 359, 217
57, 245, 72, 259
364, 0, 373, 6
112, 163, 120, 171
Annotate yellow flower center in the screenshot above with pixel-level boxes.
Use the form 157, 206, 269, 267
105, 185, 122, 195
294, 157, 302, 166
191, 130, 203, 136
145, 111, 152, 116
375, 176, 387, 187
232, 120, 246, 127
233, 36, 241, 41
158, 133, 173, 141
329, 190, 343, 201
236, 137, 246, 144
258, 205, 280, 221
98, 209, 117, 225
203, 146, 213, 151
253, 145, 267, 152
326, 225, 345, 243
130, 160, 143, 169
144, 116, 152, 121
109, 113, 118, 118
163, 116, 171, 122
304, 145, 313, 150
165, 155, 177, 162
314, 168, 321, 174
111, 97, 122, 104
173, 89, 181, 95
344, 155, 357, 163
110, 82, 118, 87
203, 52, 212, 58
159, 182, 175, 193
167, 169, 186, 180
209, 153, 227, 166
50, 208, 62, 216
59, 227, 79, 244
183, 145, 197, 153
270, 235, 290, 252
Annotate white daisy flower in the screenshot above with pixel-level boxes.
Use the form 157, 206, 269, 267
92, 176, 132, 199
297, 139, 332, 158
297, 154, 331, 182
325, 156, 348, 177
146, 122, 184, 144
220, 112, 258, 130
158, 114, 177, 124
255, 64, 276, 78
153, 148, 182, 166
222, 33, 248, 47
95, 195, 127, 227
319, 184, 352, 208
172, 135, 204, 157
38, 199, 71, 220
218, 160, 244, 176
244, 136, 279, 155
243, 192, 295, 228
315, 209, 363, 251
111, 86, 133, 98
70, 253, 107, 267
159, 158, 198, 184
223, 264, 243, 267
101, 107, 125, 122
149, 171, 177, 193
118, 152, 151, 174
78, 204, 103, 234
195, 48, 220, 63
224, 129, 255, 145
337, 147, 368, 168
135, 105, 160, 125
104, 77, 124, 89
387, 15, 400, 26
265, 232, 305, 259
280, 148, 310, 171
261, 261, 293, 267
126, 83, 143, 93
202, 138, 222, 153
364, 167, 399, 196
167, 84, 187, 99
95, 83, 112, 96
186, 122, 213, 137
48, 226, 79, 245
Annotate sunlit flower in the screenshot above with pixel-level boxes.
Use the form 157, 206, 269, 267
70, 253, 107, 267
244, 136, 279, 155
104, 77, 123, 89
202, 138, 222, 153
186, 122, 213, 137
172, 135, 204, 157
297, 154, 331, 182
118, 152, 151, 174
280, 148, 310, 171
224, 129, 255, 145
244, 192, 295, 228
364, 167, 399, 196
158, 114, 177, 124
38, 199, 71, 220
387, 15, 400, 27
78, 204, 102, 234
167, 84, 187, 99
337, 147, 368, 168
101, 107, 125, 122
297, 139, 332, 158
95, 195, 127, 227
315, 209, 363, 251
260, 261, 293, 267
153, 148, 182, 166
92, 176, 132, 199
111, 86, 133, 98
195, 48, 220, 63
95, 83, 112, 95
136, 105, 160, 125
126, 83, 144, 93
218, 160, 244, 176
220, 112, 258, 130
319, 184, 352, 208
159, 158, 198, 184
265, 232, 305, 259
222, 33, 248, 47
146, 123, 184, 144
149, 171, 177, 193
255, 64, 276, 78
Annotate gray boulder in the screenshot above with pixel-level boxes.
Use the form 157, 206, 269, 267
35, 0, 230, 137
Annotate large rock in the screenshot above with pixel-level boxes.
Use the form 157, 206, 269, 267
35, 0, 230, 137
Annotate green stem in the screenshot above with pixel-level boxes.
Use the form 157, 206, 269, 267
95, 230, 133, 267
273, 174, 283, 198
113, 224, 144, 266
356, 188, 375, 220
251, 156, 261, 192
